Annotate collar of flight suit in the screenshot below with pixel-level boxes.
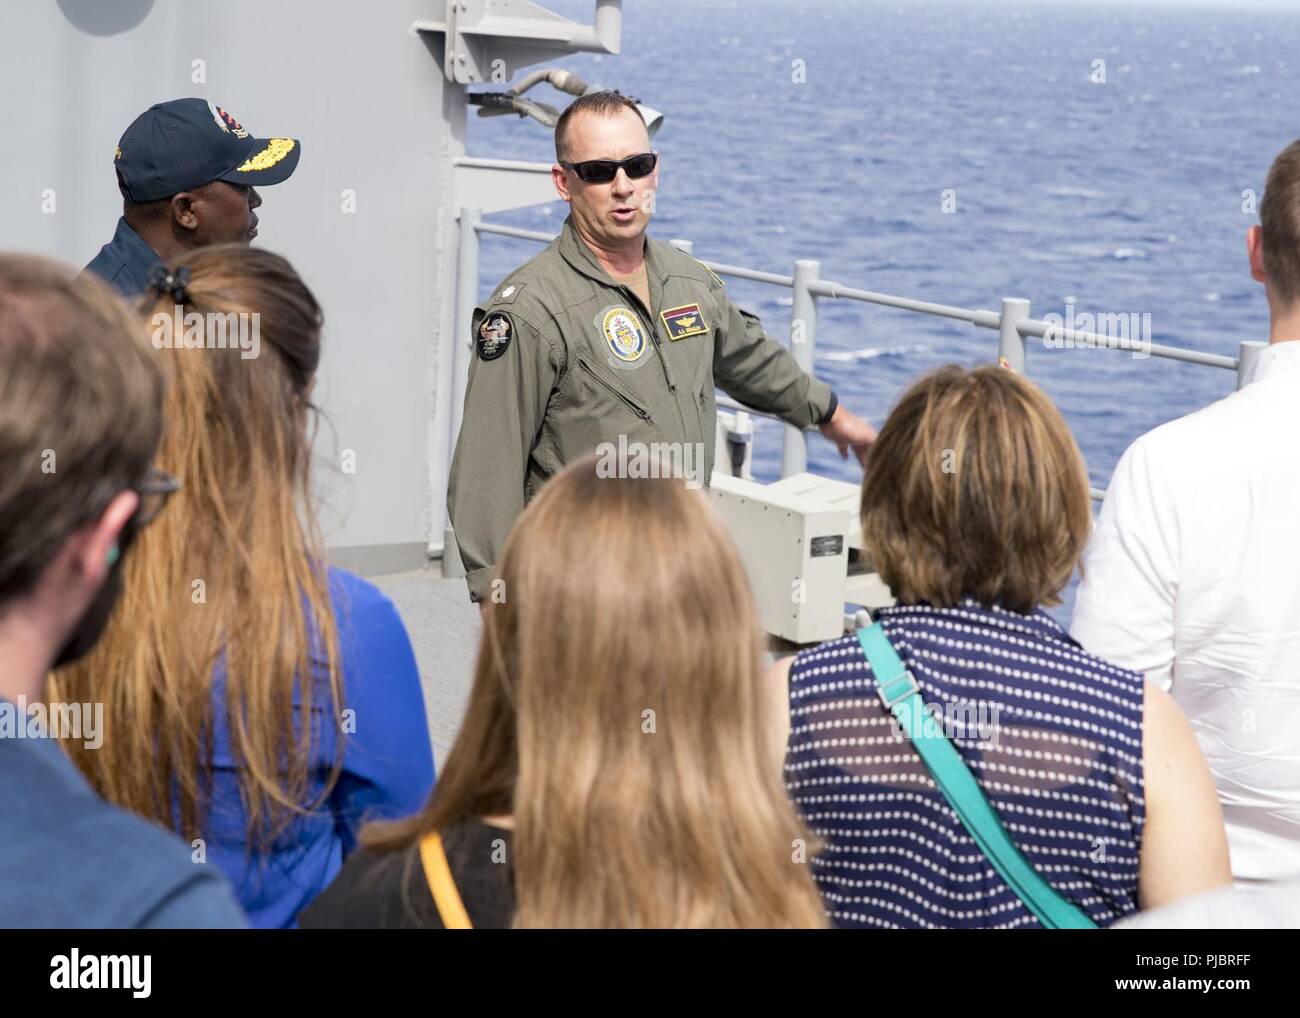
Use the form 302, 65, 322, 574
556, 214, 671, 296
555, 214, 689, 406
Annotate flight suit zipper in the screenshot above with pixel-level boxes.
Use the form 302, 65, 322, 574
617, 278, 694, 443
578, 355, 656, 426
618, 284, 678, 393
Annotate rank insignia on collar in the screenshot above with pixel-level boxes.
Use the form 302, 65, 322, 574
660, 303, 709, 341
477, 311, 513, 361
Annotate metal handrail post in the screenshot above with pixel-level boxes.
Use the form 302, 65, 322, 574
1237, 339, 1266, 390
441, 206, 481, 579
998, 297, 1030, 373
785, 259, 820, 477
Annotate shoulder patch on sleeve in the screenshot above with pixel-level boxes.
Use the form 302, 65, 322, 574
492, 280, 526, 304
477, 310, 514, 360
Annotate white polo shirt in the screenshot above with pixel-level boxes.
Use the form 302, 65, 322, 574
1071, 340, 1300, 885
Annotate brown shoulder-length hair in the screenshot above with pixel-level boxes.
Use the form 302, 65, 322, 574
50, 244, 343, 853
367, 455, 826, 929
860, 364, 1092, 614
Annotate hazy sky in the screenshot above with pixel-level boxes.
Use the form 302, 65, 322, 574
945, 0, 1297, 8
1059, 0, 1296, 7
547, 0, 1300, 11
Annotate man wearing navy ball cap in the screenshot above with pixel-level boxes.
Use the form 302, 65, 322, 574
84, 98, 301, 296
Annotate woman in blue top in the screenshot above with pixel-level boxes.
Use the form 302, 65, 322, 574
51, 246, 434, 928
771, 365, 1230, 928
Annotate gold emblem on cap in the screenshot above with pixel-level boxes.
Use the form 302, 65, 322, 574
235, 138, 296, 172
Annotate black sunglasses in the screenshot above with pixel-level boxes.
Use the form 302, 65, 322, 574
560, 151, 658, 184
133, 466, 182, 529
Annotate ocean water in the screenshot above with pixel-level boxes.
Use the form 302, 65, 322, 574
470, 0, 1300, 617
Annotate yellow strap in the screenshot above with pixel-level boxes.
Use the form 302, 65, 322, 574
418, 831, 473, 929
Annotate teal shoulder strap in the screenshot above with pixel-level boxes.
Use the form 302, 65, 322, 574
856, 622, 1098, 930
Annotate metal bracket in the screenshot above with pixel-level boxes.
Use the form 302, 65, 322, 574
414, 0, 623, 85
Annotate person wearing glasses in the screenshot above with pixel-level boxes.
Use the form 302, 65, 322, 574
0, 254, 246, 928
50, 245, 435, 928
447, 90, 878, 604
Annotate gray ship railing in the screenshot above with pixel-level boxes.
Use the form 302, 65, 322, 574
455, 207, 1267, 503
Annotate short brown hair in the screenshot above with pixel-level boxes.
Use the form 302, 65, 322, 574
1260, 140, 1300, 307
860, 365, 1091, 614
0, 255, 163, 607
554, 90, 645, 163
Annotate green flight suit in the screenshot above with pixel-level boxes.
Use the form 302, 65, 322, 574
448, 215, 835, 602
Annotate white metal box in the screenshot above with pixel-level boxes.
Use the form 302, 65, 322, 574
709, 471, 893, 644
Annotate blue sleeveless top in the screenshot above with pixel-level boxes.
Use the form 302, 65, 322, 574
785, 599, 1145, 928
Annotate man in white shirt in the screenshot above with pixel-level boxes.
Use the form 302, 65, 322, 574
1114, 881, 1300, 929
1071, 140, 1300, 887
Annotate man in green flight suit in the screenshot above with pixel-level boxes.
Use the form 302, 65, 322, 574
448, 91, 877, 603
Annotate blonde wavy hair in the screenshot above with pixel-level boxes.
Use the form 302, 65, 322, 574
368, 455, 825, 928
50, 245, 342, 853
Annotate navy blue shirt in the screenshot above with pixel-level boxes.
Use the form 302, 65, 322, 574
786, 599, 1145, 929
0, 711, 247, 928
83, 217, 163, 297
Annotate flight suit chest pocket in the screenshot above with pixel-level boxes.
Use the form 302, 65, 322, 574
562, 355, 663, 452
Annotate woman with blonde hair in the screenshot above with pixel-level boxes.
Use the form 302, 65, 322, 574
774, 364, 1231, 928
301, 455, 825, 928
51, 245, 434, 928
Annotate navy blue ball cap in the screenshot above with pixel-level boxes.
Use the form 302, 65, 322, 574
114, 97, 301, 203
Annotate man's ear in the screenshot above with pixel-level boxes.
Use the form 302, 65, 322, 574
552, 163, 572, 203
68, 490, 139, 590
171, 192, 200, 233
1248, 224, 1267, 284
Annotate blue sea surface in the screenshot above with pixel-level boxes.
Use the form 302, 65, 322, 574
468, 0, 1298, 619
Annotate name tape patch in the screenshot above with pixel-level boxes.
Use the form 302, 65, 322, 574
660, 303, 709, 341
